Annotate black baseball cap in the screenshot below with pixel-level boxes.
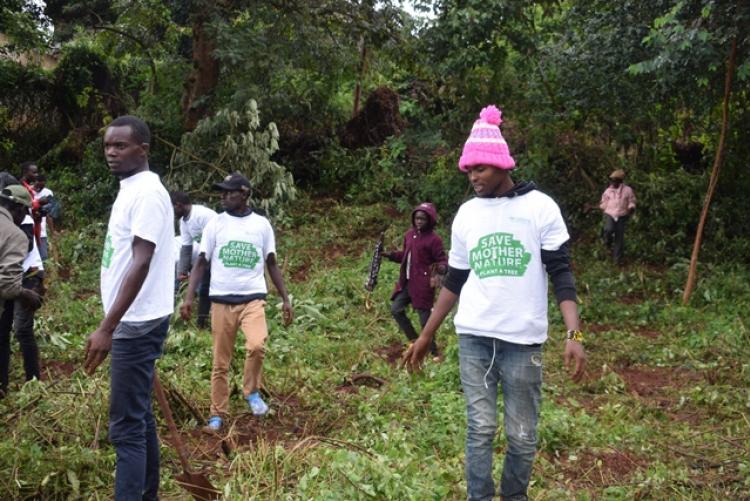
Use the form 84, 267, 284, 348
213, 172, 251, 192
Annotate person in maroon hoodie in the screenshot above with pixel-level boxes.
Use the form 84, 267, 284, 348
385, 202, 447, 358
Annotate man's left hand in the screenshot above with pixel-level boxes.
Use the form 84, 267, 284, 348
563, 340, 586, 383
84, 327, 113, 375
282, 300, 294, 326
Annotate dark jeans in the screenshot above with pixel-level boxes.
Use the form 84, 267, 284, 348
39, 237, 49, 261
390, 287, 438, 355
197, 267, 211, 328
0, 274, 43, 396
602, 214, 629, 264
109, 317, 169, 501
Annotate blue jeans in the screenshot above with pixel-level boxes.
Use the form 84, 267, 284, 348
459, 335, 543, 501
39, 237, 48, 261
109, 317, 170, 501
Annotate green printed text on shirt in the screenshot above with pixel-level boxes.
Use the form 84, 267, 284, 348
219, 240, 260, 269
469, 232, 531, 278
102, 234, 113, 268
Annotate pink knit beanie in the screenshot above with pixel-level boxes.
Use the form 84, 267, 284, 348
458, 105, 515, 172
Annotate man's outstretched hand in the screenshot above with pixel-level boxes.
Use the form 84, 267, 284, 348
402, 335, 432, 372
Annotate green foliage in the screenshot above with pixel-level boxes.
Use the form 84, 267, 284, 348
0, 60, 60, 165
51, 42, 120, 127
1, 201, 750, 499
46, 138, 118, 224
167, 99, 296, 216
0, 0, 49, 52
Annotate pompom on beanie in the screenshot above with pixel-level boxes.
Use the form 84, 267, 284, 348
458, 105, 515, 172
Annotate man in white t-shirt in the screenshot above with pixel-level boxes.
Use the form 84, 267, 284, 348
83, 115, 174, 501
180, 172, 293, 431
404, 105, 586, 501
170, 191, 217, 328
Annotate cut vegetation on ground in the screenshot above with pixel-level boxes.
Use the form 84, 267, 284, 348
1, 200, 749, 499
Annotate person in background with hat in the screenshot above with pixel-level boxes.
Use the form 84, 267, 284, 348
83, 115, 174, 500
599, 169, 636, 265
0, 183, 44, 397
403, 105, 586, 501
180, 172, 293, 431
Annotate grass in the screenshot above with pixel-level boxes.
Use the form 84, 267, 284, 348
1, 197, 749, 499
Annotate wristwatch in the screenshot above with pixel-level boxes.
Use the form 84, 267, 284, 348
566, 329, 584, 343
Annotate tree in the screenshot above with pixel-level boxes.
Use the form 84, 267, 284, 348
0, 0, 50, 52
166, 99, 296, 216
628, 0, 749, 303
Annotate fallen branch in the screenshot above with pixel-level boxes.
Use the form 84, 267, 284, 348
347, 373, 387, 387
91, 413, 102, 450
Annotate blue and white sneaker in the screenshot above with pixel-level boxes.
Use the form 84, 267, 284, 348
247, 391, 269, 416
204, 415, 223, 432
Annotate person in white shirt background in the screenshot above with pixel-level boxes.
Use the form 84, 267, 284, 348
33, 174, 55, 262
171, 191, 217, 328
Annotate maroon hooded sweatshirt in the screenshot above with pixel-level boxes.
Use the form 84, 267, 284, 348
387, 202, 447, 310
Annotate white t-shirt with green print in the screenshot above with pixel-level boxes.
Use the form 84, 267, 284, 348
199, 211, 275, 297
179, 204, 217, 246
449, 191, 570, 345
101, 170, 175, 322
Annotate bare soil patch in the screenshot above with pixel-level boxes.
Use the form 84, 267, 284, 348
40, 359, 77, 380
634, 326, 661, 338
375, 341, 405, 365
585, 323, 616, 334
169, 393, 331, 466
616, 365, 701, 397
554, 448, 648, 488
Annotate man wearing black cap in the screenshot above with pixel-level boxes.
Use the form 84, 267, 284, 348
0, 184, 43, 397
180, 172, 293, 431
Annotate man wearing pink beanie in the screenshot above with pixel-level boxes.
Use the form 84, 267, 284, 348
405, 105, 586, 501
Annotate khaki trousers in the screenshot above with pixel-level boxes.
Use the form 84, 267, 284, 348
210, 300, 268, 416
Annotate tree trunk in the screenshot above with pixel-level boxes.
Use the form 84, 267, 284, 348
181, 13, 220, 131
682, 38, 737, 304
352, 34, 367, 118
